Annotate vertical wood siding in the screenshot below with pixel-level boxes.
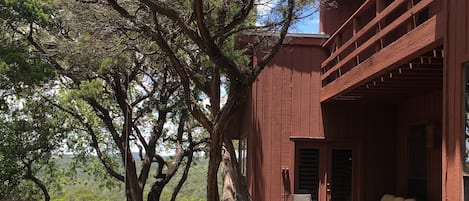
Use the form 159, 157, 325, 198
444, 0, 469, 200
246, 42, 326, 201
322, 102, 398, 201
397, 90, 442, 201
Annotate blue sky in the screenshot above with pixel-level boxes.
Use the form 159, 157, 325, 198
291, 12, 320, 33
256, 0, 321, 34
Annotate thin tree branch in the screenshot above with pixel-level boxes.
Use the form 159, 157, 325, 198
165, 111, 188, 181
171, 120, 194, 201
171, 155, 193, 201
249, 0, 296, 82
151, 12, 214, 134
86, 98, 123, 147
133, 125, 148, 151
138, 70, 175, 183
45, 99, 125, 182
137, 0, 205, 48
214, 0, 255, 39
193, 0, 243, 79
106, 0, 135, 19
210, 67, 220, 117
23, 162, 51, 201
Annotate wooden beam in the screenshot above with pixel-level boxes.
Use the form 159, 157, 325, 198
320, 16, 440, 102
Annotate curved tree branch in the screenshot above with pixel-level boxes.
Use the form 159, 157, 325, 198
151, 12, 214, 134
45, 99, 125, 182
171, 120, 194, 201
23, 162, 51, 201
193, 0, 243, 80
106, 0, 135, 19
86, 98, 123, 148
214, 0, 255, 39
249, 0, 296, 83
136, 0, 205, 48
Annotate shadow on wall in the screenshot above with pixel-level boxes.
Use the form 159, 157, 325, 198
249, 120, 264, 201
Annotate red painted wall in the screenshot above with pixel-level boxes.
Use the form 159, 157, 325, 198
322, 102, 398, 201
396, 90, 442, 201
244, 38, 327, 201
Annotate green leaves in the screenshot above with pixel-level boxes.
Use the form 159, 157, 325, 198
0, 57, 55, 86
0, 37, 56, 91
0, 97, 70, 200
0, 0, 54, 26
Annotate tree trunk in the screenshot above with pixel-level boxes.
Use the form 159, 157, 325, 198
25, 173, 50, 201
207, 132, 223, 201
171, 152, 193, 201
125, 175, 143, 201
124, 153, 144, 201
223, 140, 251, 201
147, 179, 166, 201
222, 146, 235, 201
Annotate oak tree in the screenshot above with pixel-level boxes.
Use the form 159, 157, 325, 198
95, 0, 322, 200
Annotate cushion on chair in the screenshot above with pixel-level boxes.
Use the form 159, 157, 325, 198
392, 197, 405, 201
380, 194, 395, 201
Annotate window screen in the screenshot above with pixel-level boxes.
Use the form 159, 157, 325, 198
297, 148, 320, 201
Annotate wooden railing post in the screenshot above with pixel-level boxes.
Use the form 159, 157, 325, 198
407, 0, 416, 31
376, 0, 386, 51
353, 18, 360, 65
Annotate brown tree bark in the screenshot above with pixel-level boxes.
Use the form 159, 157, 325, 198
222, 146, 235, 201
124, 150, 144, 201
222, 140, 251, 201
24, 162, 50, 201
147, 179, 165, 201
207, 130, 223, 201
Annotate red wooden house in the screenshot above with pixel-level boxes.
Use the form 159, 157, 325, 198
234, 0, 469, 200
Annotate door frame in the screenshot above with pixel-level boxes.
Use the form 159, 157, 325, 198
294, 140, 361, 201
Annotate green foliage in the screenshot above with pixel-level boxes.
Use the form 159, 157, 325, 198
0, 40, 56, 88
0, 0, 53, 26
0, 155, 23, 198
52, 189, 108, 201
61, 79, 106, 100
0, 97, 71, 200
0, 174, 44, 201
46, 157, 212, 201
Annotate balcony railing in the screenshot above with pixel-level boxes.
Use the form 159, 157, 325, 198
321, 0, 437, 87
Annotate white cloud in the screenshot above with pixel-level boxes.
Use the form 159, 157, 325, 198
256, 0, 278, 26
256, 0, 276, 16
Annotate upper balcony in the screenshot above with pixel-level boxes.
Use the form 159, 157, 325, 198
320, 0, 442, 102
